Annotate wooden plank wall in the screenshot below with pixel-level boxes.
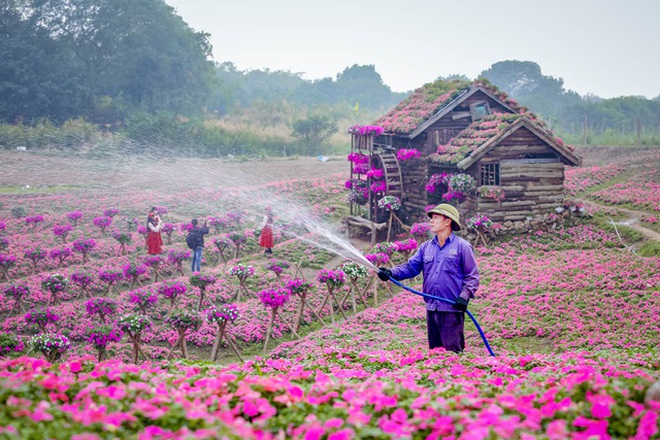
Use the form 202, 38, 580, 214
476, 137, 565, 222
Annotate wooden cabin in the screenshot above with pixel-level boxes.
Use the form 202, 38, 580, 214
347, 80, 582, 234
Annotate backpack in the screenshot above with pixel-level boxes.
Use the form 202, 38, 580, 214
186, 230, 198, 249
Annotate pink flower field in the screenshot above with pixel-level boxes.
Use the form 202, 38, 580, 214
0, 149, 659, 438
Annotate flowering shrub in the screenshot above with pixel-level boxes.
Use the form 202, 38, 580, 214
165, 310, 202, 331
25, 215, 45, 227
265, 259, 290, 275
340, 262, 370, 279
0, 253, 17, 274
157, 281, 187, 299
228, 264, 255, 280
30, 333, 70, 362
66, 210, 83, 225
167, 249, 190, 265
205, 304, 241, 324
72, 238, 96, 263
377, 195, 401, 211
128, 288, 158, 314
85, 297, 118, 323
365, 252, 389, 266
86, 325, 123, 361
372, 241, 397, 256
70, 270, 94, 292
479, 186, 506, 202
93, 216, 112, 233
52, 224, 73, 242
346, 152, 370, 165
142, 255, 163, 267
316, 269, 346, 289
345, 179, 369, 205
24, 247, 47, 269
0, 333, 24, 356
425, 172, 449, 193
136, 224, 148, 238
394, 238, 418, 254
49, 247, 73, 267
41, 273, 68, 293
189, 273, 217, 290
396, 148, 421, 161
370, 180, 386, 193
228, 231, 247, 246
3, 283, 29, 301
286, 278, 313, 295
98, 268, 123, 285
449, 173, 476, 193
25, 308, 60, 331
466, 214, 494, 231
347, 125, 384, 136
259, 287, 292, 309
112, 231, 132, 245
410, 222, 432, 240
365, 168, 384, 180
103, 208, 119, 218
117, 314, 151, 334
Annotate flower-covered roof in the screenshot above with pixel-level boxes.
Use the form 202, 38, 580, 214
429, 113, 578, 166
372, 79, 528, 134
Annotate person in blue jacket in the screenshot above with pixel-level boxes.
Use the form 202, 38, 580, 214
378, 203, 479, 352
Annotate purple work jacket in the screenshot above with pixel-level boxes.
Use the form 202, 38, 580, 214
390, 233, 479, 312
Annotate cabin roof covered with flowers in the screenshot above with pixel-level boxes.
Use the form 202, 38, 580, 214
429, 113, 581, 167
373, 79, 528, 135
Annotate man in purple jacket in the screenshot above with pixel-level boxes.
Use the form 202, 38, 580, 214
378, 203, 479, 352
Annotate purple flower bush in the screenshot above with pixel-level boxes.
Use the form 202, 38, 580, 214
52, 224, 73, 243
25, 215, 45, 228
265, 259, 290, 276
86, 325, 123, 361
85, 297, 118, 324
316, 269, 345, 289
93, 216, 113, 234
157, 280, 187, 312
103, 208, 119, 218
24, 307, 60, 333
128, 288, 158, 314
72, 238, 96, 264
70, 270, 94, 297
66, 210, 83, 226
49, 247, 73, 267
259, 287, 292, 309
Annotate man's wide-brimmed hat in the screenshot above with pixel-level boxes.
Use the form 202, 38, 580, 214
427, 203, 461, 231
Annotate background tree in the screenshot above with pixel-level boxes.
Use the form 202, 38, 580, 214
291, 115, 338, 155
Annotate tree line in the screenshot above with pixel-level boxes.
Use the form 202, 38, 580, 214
1, 1, 658, 155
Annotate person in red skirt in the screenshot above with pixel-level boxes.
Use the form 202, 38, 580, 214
259, 206, 274, 255
146, 207, 164, 255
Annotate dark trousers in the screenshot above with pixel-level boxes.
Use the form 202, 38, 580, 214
426, 310, 465, 353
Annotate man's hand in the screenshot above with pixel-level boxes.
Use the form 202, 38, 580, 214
377, 267, 392, 282
453, 297, 469, 312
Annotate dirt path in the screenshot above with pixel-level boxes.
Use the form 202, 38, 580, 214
576, 198, 660, 241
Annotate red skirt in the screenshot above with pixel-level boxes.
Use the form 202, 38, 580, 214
259, 226, 274, 248
147, 231, 163, 254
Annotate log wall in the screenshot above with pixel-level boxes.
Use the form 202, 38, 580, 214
473, 140, 566, 222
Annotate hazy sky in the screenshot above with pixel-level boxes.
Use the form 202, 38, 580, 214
164, 0, 659, 99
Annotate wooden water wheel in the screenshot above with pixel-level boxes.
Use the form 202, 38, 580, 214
373, 150, 403, 199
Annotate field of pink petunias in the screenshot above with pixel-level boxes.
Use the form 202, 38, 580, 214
0, 148, 659, 439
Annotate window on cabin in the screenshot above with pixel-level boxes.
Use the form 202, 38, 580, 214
480, 163, 500, 186
470, 101, 491, 120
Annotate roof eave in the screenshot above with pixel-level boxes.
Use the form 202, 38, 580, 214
458, 117, 582, 169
